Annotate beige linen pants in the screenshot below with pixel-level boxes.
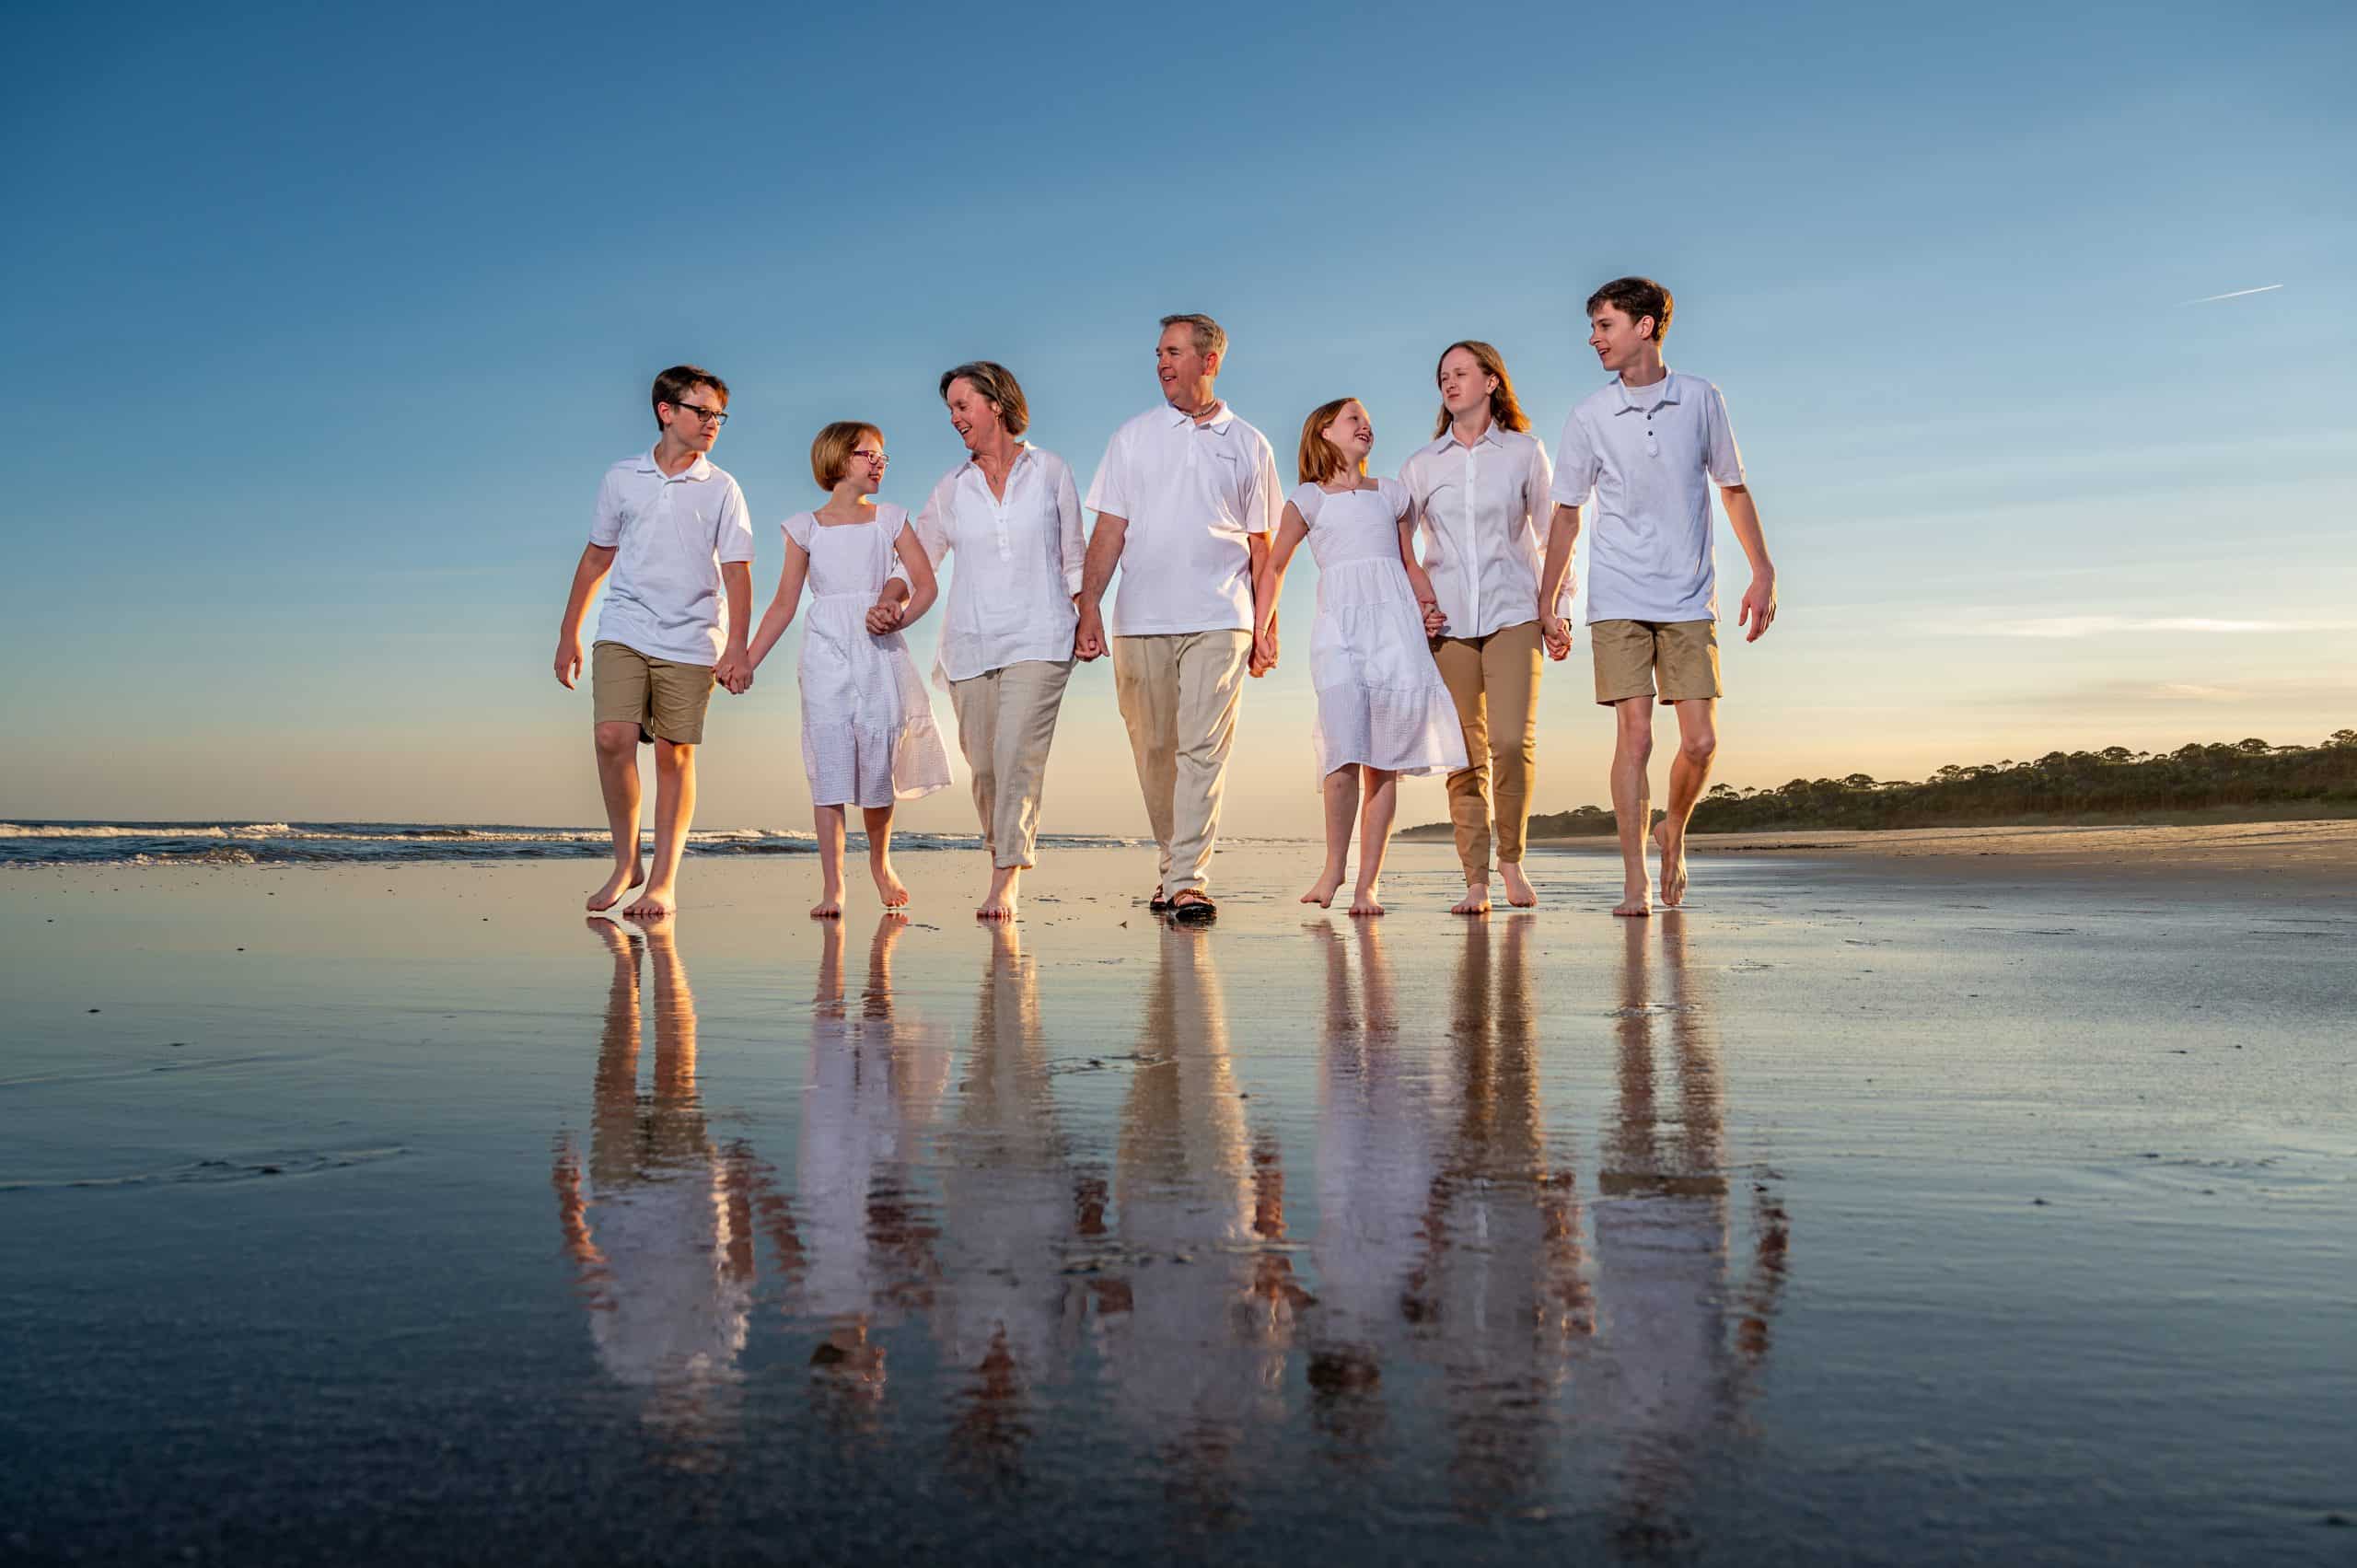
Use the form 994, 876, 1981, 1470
947, 658, 1074, 869
1110, 631, 1251, 898
1431, 619, 1544, 876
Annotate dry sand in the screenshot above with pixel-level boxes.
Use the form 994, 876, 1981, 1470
1535, 818, 2357, 884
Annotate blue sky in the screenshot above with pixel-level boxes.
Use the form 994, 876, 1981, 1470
3, 0, 2351, 830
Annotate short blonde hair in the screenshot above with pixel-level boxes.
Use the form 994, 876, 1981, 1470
937, 361, 1029, 437
1159, 312, 1227, 361
810, 421, 881, 490
1297, 398, 1365, 485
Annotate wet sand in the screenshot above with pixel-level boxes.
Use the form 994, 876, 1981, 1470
2, 845, 2351, 1565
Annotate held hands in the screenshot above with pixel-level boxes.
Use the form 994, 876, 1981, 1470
1540, 613, 1574, 662
1073, 603, 1106, 661
1418, 598, 1446, 636
1248, 623, 1279, 678
1739, 572, 1778, 642
554, 636, 584, 690
714, 646, 754, 695
865, 598, 907, 635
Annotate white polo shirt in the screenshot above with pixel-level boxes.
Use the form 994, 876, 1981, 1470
589, 449, 756, 665
1085, 401, 1281, 636
1550, 370, 1745, 625
1399, 423, 1564, 639
911, 443, 1086, 682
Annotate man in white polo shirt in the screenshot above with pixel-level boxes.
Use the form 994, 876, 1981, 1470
1074, 313, 1281, 923
553, 365, 756, 921
1538, 278, 1778, 918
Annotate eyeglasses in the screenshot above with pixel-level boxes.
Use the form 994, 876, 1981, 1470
851, 448, 888, 463
671, 401, 729, 426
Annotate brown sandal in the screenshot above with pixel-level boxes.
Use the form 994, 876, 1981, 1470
1167, 889, 1217, 924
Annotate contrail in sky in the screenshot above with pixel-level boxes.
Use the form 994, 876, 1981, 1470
2176, 284, 2284, 306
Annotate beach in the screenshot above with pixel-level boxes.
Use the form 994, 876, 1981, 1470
3, 842, 2351, 1564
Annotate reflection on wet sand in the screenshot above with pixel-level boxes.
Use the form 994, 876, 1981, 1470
553, 919, 790, 1467
1307, 921, 1445, 1460
1421, 913, 1594, 1516
1098, 924, 1305, 1525
931, 921, 1094, 1491
795, 913, 949, 1434
1596, 914, 1789, 1553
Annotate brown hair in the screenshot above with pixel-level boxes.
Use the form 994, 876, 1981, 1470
810, 422, 882, 490
937, 361, 1030, 437
1297, 399, 1365, 486
651, 365, 728, 429
1585, 277, 1673, 343
1430, 340, 1532, 438
1158, 312, 1228, 361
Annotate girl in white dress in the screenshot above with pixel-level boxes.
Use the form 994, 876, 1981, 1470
747, 422, 953, 918
1254, 398, 1468, 915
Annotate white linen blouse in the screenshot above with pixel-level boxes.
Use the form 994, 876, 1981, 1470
911, 444, 1086, 683
1398, 424, 1562, 640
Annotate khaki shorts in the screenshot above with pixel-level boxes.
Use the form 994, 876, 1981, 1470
1590, 619, 1721, 706
592, 640, 715, 744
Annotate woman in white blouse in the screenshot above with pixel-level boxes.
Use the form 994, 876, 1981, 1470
1399, 343, 1560, 915
911, 362, 1086, 922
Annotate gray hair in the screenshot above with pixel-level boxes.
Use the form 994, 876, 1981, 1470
1158, 312, 1227, 361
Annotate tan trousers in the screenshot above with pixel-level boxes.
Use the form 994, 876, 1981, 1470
1110, 630, 1251, 898
1432, 619, 1544, 876
948, 658, 1074, 869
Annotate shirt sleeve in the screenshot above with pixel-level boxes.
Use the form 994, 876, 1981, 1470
882, 504, 912, 585
1378, 476, 1411, 521
1084, 427, 1128, 517
911, 476, 954, 568
588, 470, 623, 547
1549, 410, 1599, 508
781, 510, 812, 553
1289, 482, 1322, 527
1703, 383, 1747, 487
1245, 436, 1281, 535
1053, 455, 1086, 597
715, 479, 755, 565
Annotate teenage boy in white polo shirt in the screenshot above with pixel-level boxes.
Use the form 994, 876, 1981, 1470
554, 365, 756, 921
1538, 279, 1778, 917
1074, 313, 1281, 923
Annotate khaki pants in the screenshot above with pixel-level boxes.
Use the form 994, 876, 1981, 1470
948, 658, 1074, 869
1432, 619, 1544, 876
1110, 630, 1251, 898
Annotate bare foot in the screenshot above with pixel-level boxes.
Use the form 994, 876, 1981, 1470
1499, 862, 1539, 908
977, 865, 1021, 922
1652, 822, 1689, 907
1451, 878, 1492, 915
1300, 868, 1345, 908
586, 859, 644, 913
810, 886, 843, 919
1613, 879, 1652, 918
872, 858, 909, 909
1348, 888, 1386, 917
622, 884, 676, 921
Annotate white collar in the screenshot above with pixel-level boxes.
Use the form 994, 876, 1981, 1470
634, 447, 714, 481
1612, 370, 1679, 413
1163, 400, 1234, 432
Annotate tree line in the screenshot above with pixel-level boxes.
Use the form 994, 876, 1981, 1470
1405, 730, 2357, 838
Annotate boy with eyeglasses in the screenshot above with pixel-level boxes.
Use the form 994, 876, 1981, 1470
554, 365, 756, 920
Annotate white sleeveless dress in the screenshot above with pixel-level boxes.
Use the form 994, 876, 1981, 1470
784, 504, 953, 807
1294, 479, 1469, 782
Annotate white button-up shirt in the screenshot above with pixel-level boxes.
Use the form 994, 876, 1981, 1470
1550, 370, 1745, 624
1084, 401, 1281, 635
1399, 423, 1562, 639
589, 448, 756, 665
911, 443, 1086, 682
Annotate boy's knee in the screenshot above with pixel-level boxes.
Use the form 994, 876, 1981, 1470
654, 739, 694, 771
593, 724, 639, 759
1680, 731, 1718, 765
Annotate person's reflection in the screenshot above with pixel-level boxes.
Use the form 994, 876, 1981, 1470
1421, 912, 1593, 1517
1097, 924, 1304, 1526
553, 918, 791, 1468
933, 920, 1091, 1491
1306, 921, 1446, 1464
795, 912, 950, 1435
1594, 913, 1790, 1555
